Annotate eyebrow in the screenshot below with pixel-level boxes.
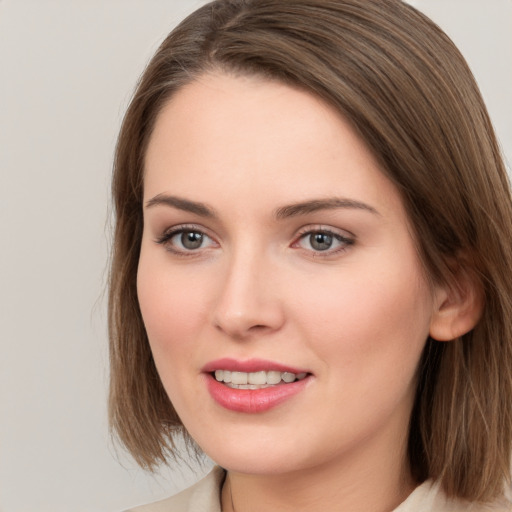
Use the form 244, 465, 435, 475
145, 194, 216, 217
145, 194, 379, 219
274, 198, 379, 219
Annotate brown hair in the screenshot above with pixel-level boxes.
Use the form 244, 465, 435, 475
109, 0, 512, 502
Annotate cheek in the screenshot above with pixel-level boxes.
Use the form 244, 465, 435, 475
136, 251, 207, 365
288, 254, 433, 384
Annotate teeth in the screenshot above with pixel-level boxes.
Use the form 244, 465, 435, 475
267, 371, 282, 385
248, 371, 267, 385
231, 372, 248, 385
213, 370, 308, 386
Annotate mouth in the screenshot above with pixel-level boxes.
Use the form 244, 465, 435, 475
202, 358, 313, 413
212, 369, 309, 389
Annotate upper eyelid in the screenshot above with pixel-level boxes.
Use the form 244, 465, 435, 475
158, 223, 214, 238
292, 240, 353, 265
295, 224, 355, 239
292, 225, 356, 252
154, 224, 218, 247
153, 223, 355, 247
155, 225, 219, 257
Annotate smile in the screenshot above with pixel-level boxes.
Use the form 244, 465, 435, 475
214, 370, 308, 389
203, 359, 312, 413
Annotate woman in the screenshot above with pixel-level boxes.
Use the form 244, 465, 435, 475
109, 0, 512, 510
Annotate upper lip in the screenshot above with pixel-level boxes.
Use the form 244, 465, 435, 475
202, 358, 310, 375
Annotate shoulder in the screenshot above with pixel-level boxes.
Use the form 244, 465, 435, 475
395, 480, 512, 512
124, 466, 226, 512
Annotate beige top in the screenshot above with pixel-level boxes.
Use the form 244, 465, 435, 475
126, 466, 511, 512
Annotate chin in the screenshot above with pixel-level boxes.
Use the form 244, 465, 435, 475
196, 431, 319, 476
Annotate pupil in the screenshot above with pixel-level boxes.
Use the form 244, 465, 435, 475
311, 233, 332, 251
182, 231, 203, 249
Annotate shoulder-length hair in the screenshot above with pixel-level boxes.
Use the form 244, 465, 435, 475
109, 0, 512, 502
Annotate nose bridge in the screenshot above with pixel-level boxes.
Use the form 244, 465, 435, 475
213, 240, 284, 338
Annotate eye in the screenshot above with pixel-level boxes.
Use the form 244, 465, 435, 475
307, 232, 335, 251
156, 226, 217, 254
294, 228, 354, 254
174, 230, 207, 250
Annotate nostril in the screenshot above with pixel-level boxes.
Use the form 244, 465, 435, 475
249, 324, 268, 331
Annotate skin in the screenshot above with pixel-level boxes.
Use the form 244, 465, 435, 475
138, 72, 449, 512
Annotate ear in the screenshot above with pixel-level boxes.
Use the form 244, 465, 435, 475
429, 264, 484, 342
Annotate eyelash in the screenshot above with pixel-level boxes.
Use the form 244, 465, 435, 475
155, 224, 355, 258
155, 224, 217, 257
293, 226, 355, 257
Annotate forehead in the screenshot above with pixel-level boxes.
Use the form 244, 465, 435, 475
143, 71, 403, 222
145, 72, 352, 173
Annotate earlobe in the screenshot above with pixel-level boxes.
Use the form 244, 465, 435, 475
429, 267, 484, 342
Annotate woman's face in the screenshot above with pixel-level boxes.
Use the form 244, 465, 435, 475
138, 72, 441, 476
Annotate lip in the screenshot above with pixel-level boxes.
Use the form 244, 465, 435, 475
202, 358, 309, 374
202, 358, 312, 413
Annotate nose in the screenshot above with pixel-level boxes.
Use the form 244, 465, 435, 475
212, 249, 285, 340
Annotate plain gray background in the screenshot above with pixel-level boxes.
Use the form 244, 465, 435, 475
0, 1, 511, 511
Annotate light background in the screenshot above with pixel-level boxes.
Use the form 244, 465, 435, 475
0, 1, 510, 511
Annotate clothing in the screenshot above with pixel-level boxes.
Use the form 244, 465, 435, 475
126, 466, 511, 512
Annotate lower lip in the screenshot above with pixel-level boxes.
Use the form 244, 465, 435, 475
205, 374, 311, 413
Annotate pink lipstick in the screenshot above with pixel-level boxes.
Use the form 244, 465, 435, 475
202, 358, 312, 413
